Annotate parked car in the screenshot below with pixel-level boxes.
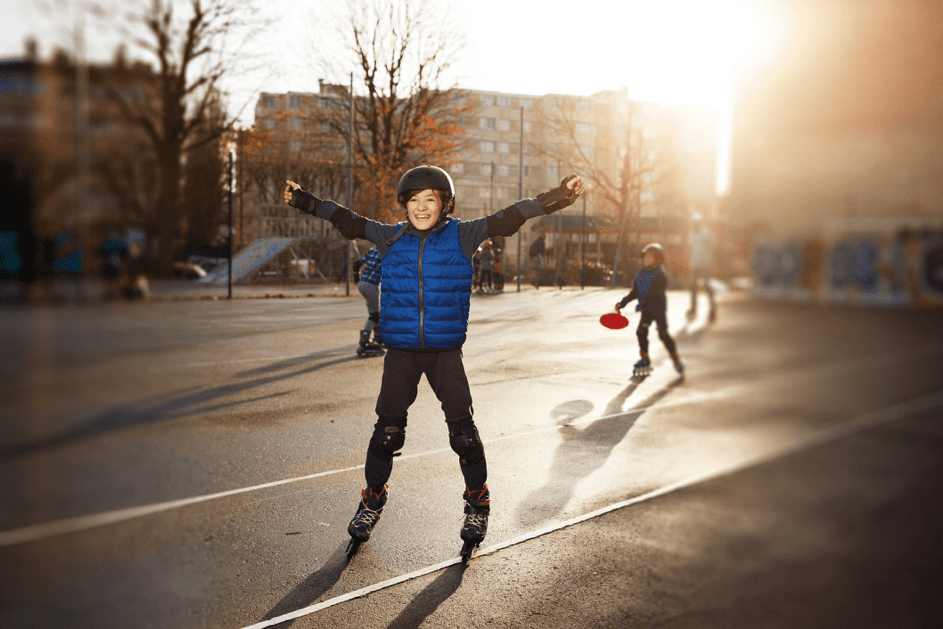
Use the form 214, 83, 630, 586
172, 262, 207, 280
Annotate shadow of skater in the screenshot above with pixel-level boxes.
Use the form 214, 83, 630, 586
0, 355, 358, 461
387, 564, 466, 629
258, 542, 351, 627
516, 379, 683, 528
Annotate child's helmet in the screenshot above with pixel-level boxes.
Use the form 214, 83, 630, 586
397, 165, 456, 215
641, 243, 664, 264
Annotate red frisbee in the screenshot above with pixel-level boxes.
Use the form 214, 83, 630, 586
600, 312, 629, 330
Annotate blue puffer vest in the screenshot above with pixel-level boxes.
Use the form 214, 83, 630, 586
636, 266, 667, 313
380, 219, 473, 349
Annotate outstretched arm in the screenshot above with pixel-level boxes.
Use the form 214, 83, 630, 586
284, 180, 397, 247
460, 176, 586, 258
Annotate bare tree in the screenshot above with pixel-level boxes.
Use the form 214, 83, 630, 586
88, 0, 271, 271
533, 96, 678, 286
311, 0, 471, 222
236, 116, 349, 243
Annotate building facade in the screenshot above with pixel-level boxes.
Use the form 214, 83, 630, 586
248, 84, 718, 284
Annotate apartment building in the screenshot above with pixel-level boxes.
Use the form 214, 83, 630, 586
249, 84, 717, 281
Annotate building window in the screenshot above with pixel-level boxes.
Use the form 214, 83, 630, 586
479, 187, 491, 199
480, 117, 496, 130
481, 163, 492, 176
576, 123, 592, 135
523, 121, 532, 133
263, 119, 275, 129
497, 164, 510, 177
497, 96, 511, 107
577, 99, 591, 111
522, 166, 531, 178
290, 140, 301, 152
580, 145, 593, 157
480, 141, 495, 153
289, 95, 302, 108
496, 119, 511, 131
481, 94, 495, 107
289, 118, 301, 130
497, 142, 510, 154
520, 98, 532, 109
262, 95, 276, 108
451, 162, 464, 174
548, 165, 559, 180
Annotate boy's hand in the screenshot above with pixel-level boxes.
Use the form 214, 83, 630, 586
537, 175, 584, 213
284, 180, 301, 205
565, 175, 585, 197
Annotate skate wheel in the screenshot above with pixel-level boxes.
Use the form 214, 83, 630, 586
346, 538, 361, 560
460, 540, 479, 565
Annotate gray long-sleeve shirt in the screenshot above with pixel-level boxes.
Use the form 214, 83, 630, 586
288, 191, 546, 260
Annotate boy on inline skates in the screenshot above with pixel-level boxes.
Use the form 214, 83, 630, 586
284, 166, 584, 561
353, 246, 384, 357
616, 243, 684, 378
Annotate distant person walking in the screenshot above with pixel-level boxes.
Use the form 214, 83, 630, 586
688, 213, 716, 322
477, 240, 494, 293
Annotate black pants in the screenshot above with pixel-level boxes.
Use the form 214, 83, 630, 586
366, 348, 486, 490
637, 311, 677, 356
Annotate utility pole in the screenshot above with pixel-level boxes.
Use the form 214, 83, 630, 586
346, 72, 353, 296
555, 158, 563, 288
489, 161, 494, 212
74, 11, 90, 300
581, 194, 586, 289
517, 106, 524, 292
227, 151, 233, 299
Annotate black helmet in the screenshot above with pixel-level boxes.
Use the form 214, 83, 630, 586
397, 165, 455, 215
641, 243, 664, 264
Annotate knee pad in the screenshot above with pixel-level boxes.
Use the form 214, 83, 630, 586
368, 419, 406, 462
449, 422, 485, 466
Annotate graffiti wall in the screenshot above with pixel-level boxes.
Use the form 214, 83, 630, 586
751, 228, 943, 308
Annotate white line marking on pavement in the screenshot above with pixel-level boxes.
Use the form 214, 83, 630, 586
238, 390, 943, 629
1, 342, 939, 547
0, 464, 365, 547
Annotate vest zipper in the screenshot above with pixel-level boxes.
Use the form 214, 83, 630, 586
416, 221, 449, 348
418, 238, 426, 347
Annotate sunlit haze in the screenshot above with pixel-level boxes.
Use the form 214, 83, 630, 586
1, 0, 769, 195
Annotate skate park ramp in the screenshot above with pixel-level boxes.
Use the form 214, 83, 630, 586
198, 238, 296, 284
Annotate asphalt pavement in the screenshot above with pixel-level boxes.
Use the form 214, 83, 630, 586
1, 284, 941, 628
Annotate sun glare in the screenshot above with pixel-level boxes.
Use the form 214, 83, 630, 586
621, 0, 765, 107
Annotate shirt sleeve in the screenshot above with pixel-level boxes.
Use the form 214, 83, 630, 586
289, 190, 398, 249
458, 198, 547, 260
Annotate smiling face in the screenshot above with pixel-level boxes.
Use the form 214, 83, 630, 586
405, 188, 444, 231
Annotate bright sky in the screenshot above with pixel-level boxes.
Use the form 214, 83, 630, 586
1, 0, 768, 194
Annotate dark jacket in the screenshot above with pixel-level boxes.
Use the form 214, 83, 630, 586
618, 265, 668, 314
